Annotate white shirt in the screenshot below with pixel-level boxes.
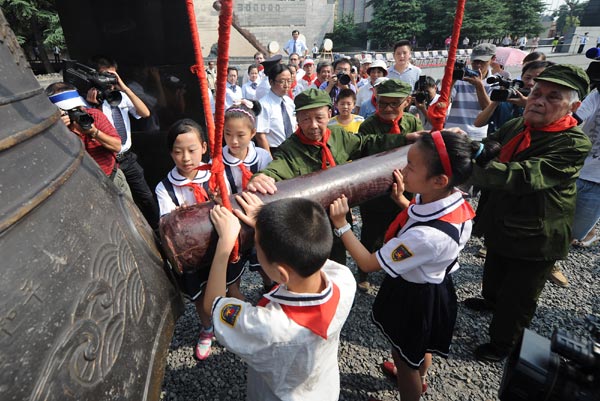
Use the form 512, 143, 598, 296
376, 192, 473, 284
155, 165, 215, 217
225, 84, 242, 109
577, 88, 600, 183
222, 142, 272, 193
101, 92, 141, 154
242, 80, 259, 100
257, 90, 297, 147
284, 38, 308, 55
387, 63, 422, 88
356, 82, 375, 111
255, 75, 271, 100
212, 260, 356, 401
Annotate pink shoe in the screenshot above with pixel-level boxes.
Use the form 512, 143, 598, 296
195, 329, 213, 360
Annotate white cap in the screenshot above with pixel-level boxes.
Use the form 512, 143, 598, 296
48, 89, 86, 110
367, 60, 388, 76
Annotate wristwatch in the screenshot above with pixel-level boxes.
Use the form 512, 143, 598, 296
333, 223, 351, 237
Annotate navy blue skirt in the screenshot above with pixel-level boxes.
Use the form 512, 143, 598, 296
371, 274, 457, 369
179, 254, 248, 300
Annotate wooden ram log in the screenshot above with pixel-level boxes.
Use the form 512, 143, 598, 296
159, 145, 411, 274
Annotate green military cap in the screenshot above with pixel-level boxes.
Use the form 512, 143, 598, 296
376, 78, 412, 98
294, 88, 332, 111
534, 64, 590, 100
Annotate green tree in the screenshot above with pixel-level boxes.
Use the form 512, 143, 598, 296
504, 0, 545, 37
326, 13, 367, 51
460, 0, 509, 42
1, 0, 64, 73
367, 0, 425, 50
554, 1, 588, 34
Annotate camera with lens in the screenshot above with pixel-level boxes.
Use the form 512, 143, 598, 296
499, 314, 600, 401
487, 76, 531, 102
67, 108, 95, 131
336, 73, 351, 85
452, 60, 480, 81
63, 60, 123, 107
412, 75, 432, 104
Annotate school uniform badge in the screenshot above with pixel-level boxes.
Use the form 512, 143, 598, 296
221, 303, 242, 327
391, 244, 413, 261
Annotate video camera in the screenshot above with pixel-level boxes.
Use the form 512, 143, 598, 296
487, 76, 530, 102
67, 108, 94, 131
336, 72, 351, 85
412, 75, 432, 104
499, 314, 600, 401
63, 60, 122, 107
453, 60, 480, 81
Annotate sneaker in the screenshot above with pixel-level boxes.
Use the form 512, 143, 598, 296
381, 361, 397, 380
357, 280, 370, 292
463, 297, 494, 312
195, 329, 213, 360
549, 265, 569, 287
474, 343, 508, 363
572, 233, 599, 248
477, 246, 487, 258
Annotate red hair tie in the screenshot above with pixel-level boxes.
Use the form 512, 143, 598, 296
431, 131, 453, 178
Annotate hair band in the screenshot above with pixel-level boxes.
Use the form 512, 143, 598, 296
473, 143, 484, 160
431, 131, 453, 178
226, 108, 255, 123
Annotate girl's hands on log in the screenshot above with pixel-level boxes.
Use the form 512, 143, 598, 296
233, 192, 264, 228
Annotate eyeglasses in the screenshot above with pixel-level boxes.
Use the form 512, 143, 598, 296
274, 79, 293, 85
378, 99, 405, 109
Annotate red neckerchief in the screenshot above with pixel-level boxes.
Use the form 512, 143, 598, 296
257, 282, 341, 339
287, 80, 297, 99
375, 111, 404, 134
498, 115, 578, 162
181, 182, 209, 203
295, 128, 336, 169
239, 163, 253, 190
370, 92, 377, 107
384, 198, 475, 242
302, 73, 316, 84
314, 79, 322, 88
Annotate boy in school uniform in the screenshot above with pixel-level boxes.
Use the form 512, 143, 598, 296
203, 193, 356, 401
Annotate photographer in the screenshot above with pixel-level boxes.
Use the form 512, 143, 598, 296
445, 43, 495, 140
86, 56, 158, 230
46, 82, 131, 197
409, 75, 439, 130
319, 58, 357, 116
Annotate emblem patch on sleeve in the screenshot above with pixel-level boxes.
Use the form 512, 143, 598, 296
391, 244, 413, 261
220, 303, 242, 327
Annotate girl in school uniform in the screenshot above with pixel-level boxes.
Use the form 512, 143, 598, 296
222, 100, 275, 292
155, 118, 244, 361
329, 131, 500, 401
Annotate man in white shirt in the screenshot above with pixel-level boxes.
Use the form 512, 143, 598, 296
283, 30, 308, 56
87, 56, 158, 229
387, 39, 421, 88
225, 66, 242, 109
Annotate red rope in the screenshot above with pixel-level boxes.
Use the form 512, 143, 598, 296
428, 0, 467, 131
186, 0, 239, 261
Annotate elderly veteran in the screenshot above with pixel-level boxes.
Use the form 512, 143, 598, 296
358, 79, 423, 136
248, 88, 420, 264
355, 79, 423, 289
464, 64, 592, 362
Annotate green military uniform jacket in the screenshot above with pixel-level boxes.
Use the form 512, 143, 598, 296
472, 117, 592, 261
357, 112, 423, 136
260, 126, 409, 181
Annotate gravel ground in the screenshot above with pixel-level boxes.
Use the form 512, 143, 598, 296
161, 204, 599, 401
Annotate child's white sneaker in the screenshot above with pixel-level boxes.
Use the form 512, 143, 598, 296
195, 328, 214, 360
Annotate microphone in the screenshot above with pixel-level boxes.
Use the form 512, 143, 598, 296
585, 47, 600, 60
